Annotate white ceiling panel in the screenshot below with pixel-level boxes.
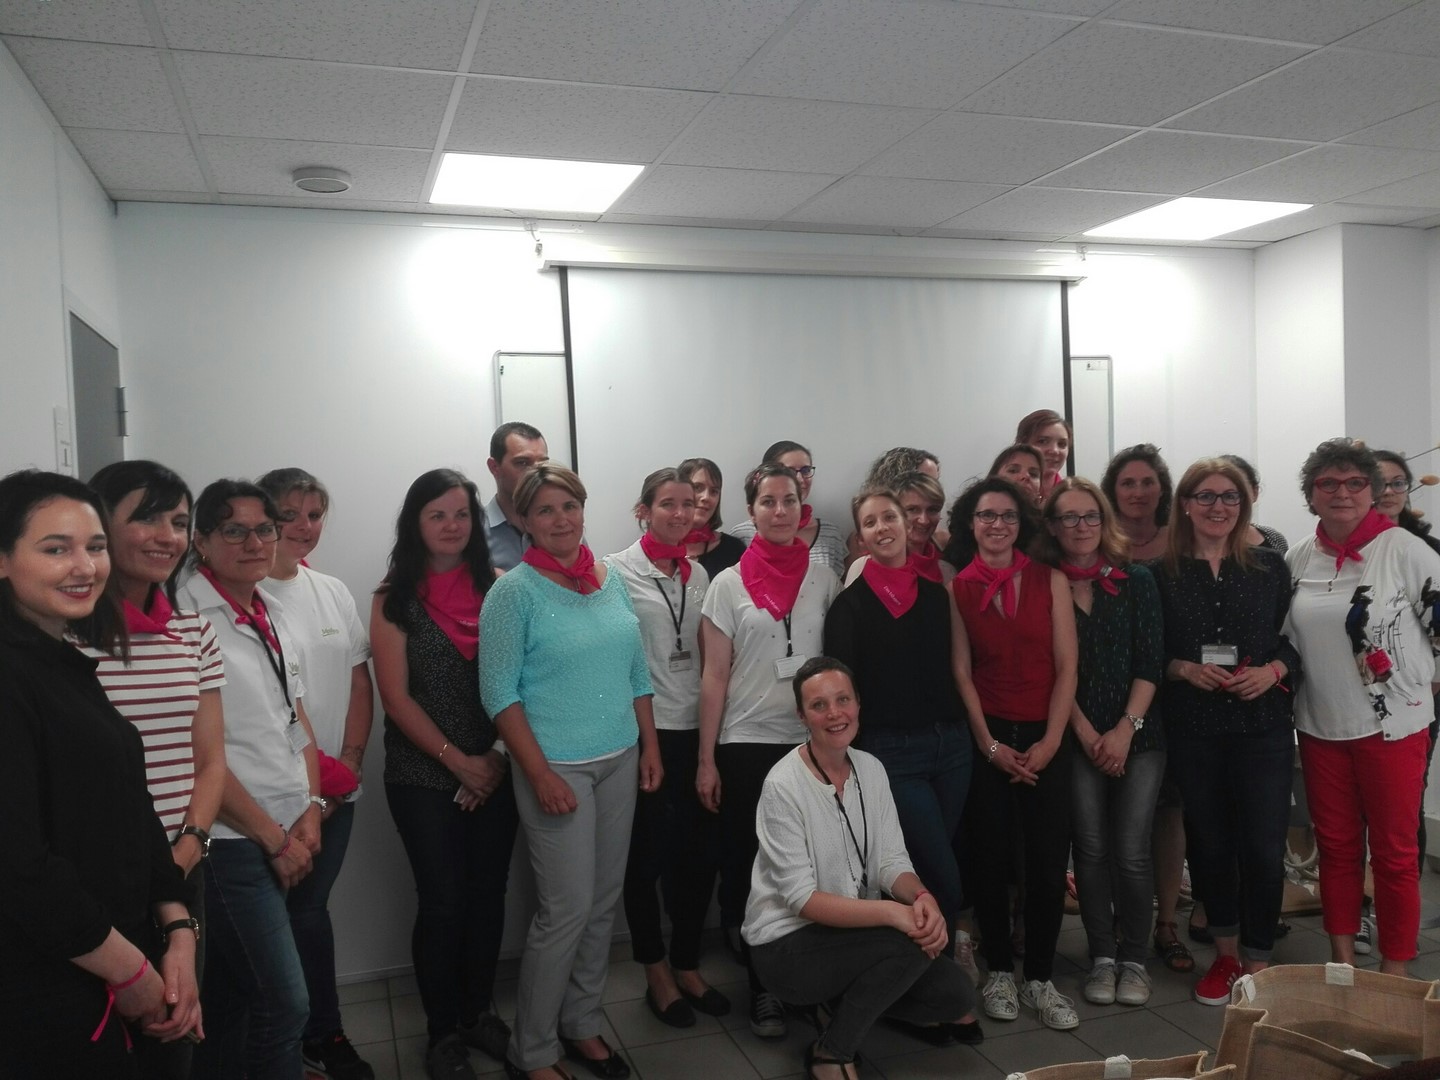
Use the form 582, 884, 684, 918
730, 0, 1080, 109
153, 0, 479, 70
1219, 201, 1437, 241
468, 0, 803, 91
935, 186, 1162, 234
1345, 168, 1440, 207
863, 113, 1131, 184
663, 95, 938, 173
1198, 144, 1440, 202
175, 52, 452, 146
979, 0, 1113, 13
1040, 131, 1304, 193
448, 78, 709, 162
1100, 0, 1417, 45
202, 137, 431, 200
1341, 101, 1440, 151
1337, 0, 1440, 58
611, 164, 836, 219
68, 128, 206, 191
0, 0, 149, 45
602, 212, 790, 230
214, 193, 427, 213
957, 23, 1305, 125
782, 176, 1011, 228
3, 37, 182, 131
1169, 48, 1440, 142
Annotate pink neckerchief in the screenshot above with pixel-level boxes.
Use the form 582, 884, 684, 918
1059, 561, 1128, 596
911, 541, 943, 583
123, 588, 181, 641
1315, 508, 1395, 571
197, 564, 279, 650
863, 557, 918, 619
417, 563, 482, 660
956, 551, 1031, 617
523, 544, 601, 594
640, 531, 692, 584
683, 525, 717, 546
739, 534, 809, 620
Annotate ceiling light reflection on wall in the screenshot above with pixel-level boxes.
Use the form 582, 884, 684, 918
1085, 197, 1311, 241
429, 153, 643, 214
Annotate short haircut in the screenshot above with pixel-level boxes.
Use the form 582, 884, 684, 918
1101, 444, 1173, 528
744, 461, 802, 507
850, 487, 903, 532
893, 471, 945, 509
866, 447, 939, 489
190, 479, 283, 570
255, 467, 330, 515
513, 462, 587, 518
792, 655, 856, 711
1298, 438, 1381, 504
633, 467, 690, 519
1037, 477, 1131, 568
489, 421, 545, 463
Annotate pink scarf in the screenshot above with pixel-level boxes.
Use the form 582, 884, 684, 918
123, 588, 180, 641
739, 535, 809, 620
863, 558, 918, 619
799, 504, 814, 529
1060, 561, 1128, 596
956, 551, 1031, 617
417, 564, 482, 660
640, 531, 692, 583
1316, 508, 1395, 571
523, 544, 601, 594
911, 541, 943, 584
197, 564, 280, 651
683, 525, 717, 546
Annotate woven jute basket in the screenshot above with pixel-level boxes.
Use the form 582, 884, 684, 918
1003, 1051, 1236, 1079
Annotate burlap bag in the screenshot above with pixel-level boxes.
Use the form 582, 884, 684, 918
1004, 1051, 1236, 1079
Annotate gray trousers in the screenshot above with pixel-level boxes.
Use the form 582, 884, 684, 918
510, 745, 638, 1070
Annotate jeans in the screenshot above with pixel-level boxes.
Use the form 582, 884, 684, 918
287, 800, 355, 1041
193, 839, 309, 1080
1169, 725, 1292, 962
623, 729, 718, 970
1071, 747, 1166, 964
387, 778, 519, 1044
857, 723, 971, 927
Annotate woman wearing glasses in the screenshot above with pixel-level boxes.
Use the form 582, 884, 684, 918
1039, 479, 1164, 1008
177, 480, 321, 1079
944, 478, 1078, 1031
1152, 460, 1296, 1006
1284, 440, 1440, 978
729, 441, 847, 581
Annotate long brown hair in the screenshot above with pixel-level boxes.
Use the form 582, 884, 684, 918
1037, 477, 1129, 568
1163, 458, 1254, 576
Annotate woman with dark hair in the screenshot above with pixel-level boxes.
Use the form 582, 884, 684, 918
1038, 478, 1164, 1008
729, 440, 848, 580
1285, 439, 1440, 978
945, 477, 1079, 1031
86, 460, 224, 1080
1152, 459, 1296, 1006
678, 457, 745, 580
256, 467, 375, 1080
844, 449, 945, 566
1220, 454, 1288, 553
1102, 444, 1172, 563
372, 468, 516, 1080
844, 471, 951, 586
989, 445, 1045, 508
0, 469, 199, 1077
1015, 410, 1072, 498
177, 479, 321, 1079
608, 468, 728, 1028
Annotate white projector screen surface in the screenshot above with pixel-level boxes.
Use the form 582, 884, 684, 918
566, 268, 1065, 558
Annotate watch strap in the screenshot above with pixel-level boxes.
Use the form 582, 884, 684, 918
175, 824, 211, 855
161, 917, 200, 941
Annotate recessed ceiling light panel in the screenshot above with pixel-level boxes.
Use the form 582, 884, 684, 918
429, 153, 643, 214
1085, 197, 1311, 241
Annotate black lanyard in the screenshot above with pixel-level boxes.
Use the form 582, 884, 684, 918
653, 572, 687, 653
805, 743, 868, 897
243, 618, 295, 721
782, 613, 794, 657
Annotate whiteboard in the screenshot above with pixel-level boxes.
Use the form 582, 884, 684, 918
493, 351, 574, 470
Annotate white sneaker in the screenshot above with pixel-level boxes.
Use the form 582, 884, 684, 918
1084, 960, 1117, 1005
982, 971, 1019, 1021
1020, 979, 1080, 1031
1115, 962, 1152, 1006
1354, 915, 1374, 955
954, 931, 980, 985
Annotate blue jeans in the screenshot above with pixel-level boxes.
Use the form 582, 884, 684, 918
1170, 725, 1293, 962
287, 800, 355, 1041
856, 723, 971, 927
193, 839, 309, 1080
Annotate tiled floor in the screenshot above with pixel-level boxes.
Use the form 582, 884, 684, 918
332, 869, 1440, 1080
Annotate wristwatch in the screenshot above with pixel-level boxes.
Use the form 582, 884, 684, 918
173, 824, 211, 858
308, 795, 330, 813
161, 916, 201, 942
1122, 713, 1146, 732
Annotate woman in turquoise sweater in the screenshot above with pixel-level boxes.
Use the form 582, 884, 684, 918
480, 463, 660, 1080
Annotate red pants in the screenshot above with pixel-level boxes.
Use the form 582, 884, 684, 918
1298, 729, 1428, 961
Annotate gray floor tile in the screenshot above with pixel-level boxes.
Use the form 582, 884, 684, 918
730, 1021, 825, 1079
390, 992, 427, 1041
1074, 1008, 1204, 1060
339, 978, 390, 1005
601, 960, 650, 1005
358, 1041, 401, 1080
343, 997, 396, 1046
1273, 927, 1335, 965
975, 1026, 1094, 1074
1150, 999, 1226, 1048
875, 1043, 1006, 1079
606, 994, 727, 1047
388, 973, 419, 998
627, 1032, 761, 1079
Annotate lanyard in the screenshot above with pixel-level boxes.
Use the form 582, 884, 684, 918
244, 617, 295, 720
782, 613, 793, 657
202, 569, 295, 720
653, 573, 687, 653
805, 743, 868, 897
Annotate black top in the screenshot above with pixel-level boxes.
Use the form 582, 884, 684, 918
1150, 547, 1298, 738
1255, 523, 1289, 554
697, 534, 745, 582
1073, 563, 1165, 755
383, 596, 496, 791
822, 575, 962, 734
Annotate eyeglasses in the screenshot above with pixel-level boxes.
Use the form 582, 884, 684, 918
792, 465, 817, 479
1381, 477, 1410, 493
1313, 476, 1371, 495
216, 522, 280, 545
1053, 511, 1102, 528
974, 509, 1020, 525
1187, 490, 1242, 507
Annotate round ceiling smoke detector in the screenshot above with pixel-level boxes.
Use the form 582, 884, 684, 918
292, 167, 352, 194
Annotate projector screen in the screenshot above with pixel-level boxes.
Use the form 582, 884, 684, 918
563, 267, 1066, 557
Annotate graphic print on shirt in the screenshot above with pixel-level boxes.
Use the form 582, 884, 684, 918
1421, 576, 1440, 651
1348, 584, 1426, 718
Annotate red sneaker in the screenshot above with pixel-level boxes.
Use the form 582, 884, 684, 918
1194, 956, 1244, 1006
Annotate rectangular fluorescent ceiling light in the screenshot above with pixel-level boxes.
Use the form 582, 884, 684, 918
1084, 197, 1311, 241
430, 153, 643, 214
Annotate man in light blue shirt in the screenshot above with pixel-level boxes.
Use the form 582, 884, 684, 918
484, 421, 547, 570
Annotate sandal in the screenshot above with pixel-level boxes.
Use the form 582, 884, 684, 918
804, 1043, 856, 1080
1153, 921, 1195, 973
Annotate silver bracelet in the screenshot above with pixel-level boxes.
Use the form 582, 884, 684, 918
986, 740, 1000, 761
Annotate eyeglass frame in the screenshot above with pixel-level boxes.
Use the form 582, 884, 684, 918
1051, 510, 1103, 528
974, 509, 1021, 525
1311, 476, 1372, 495
214, 522, 281, 545
1185, 489, 1243, 507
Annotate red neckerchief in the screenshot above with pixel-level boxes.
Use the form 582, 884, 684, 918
197, 564, 280, 650
417, 564, 482, 660
683, 525, 717, 546
640, 531, 692, 583
863, 557, 918, 619
739, 534, 809, 620
911, 541, 943, 583
1060, 561, 1128, 596
1316, 508, 1395, 571
799, 504, 814, 529
956, 551, 1030, 617
523, 544, 601, 594
123, 588, 181, 641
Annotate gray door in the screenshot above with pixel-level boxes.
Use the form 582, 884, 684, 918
70, 313, 124, 478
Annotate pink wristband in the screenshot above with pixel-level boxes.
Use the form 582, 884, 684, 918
108, 957, 149, 992
913, 890, 931, 905
267, 835, 292, 860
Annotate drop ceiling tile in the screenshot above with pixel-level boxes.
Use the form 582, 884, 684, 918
664, 95, 938, 173
924, 225, 1069, 241
782, 176, 1009, 228
1345, 168, 1440, 207
1218, 201, 1435, 240
602, 212, 787, 229
1100, 0, 1416, 45
1197, 144, 1440, 201
1337, 0, 1440, 58
175, 52, 452, 146
3, 37, 182, 131
215, 193, 424, 213
68, 128, 206, 192
469, 0, 802, 91
1042, 131, 1306, 193
730, 0, 1079, 109
0, 0, 150, 45
448, 79, 709, 162
936, 186, 1163, 233
153, 0, 478, 69
773, 220, 926, 235
864, 113, 1131, 184
1169, 48, 1440, 141
980, 0, 1113, 13
612, 165, 836, 218
1341, 101, 1440, 151
957, 22, 1304, 125
201, 137, 431, 200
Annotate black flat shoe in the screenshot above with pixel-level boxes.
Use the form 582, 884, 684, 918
1187, 920, 1213, 945
560, 1036, 630, 1080
645, 988, 696, 1029
505, 1062, 574, 1080
949, 1019, 985, 1045
679, 985, 732, 1017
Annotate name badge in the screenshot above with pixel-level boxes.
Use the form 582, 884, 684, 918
774, 654, 807, 681
668, 650, 693, 673
1201, 643, 1239, 666
286, 719, 312, 756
